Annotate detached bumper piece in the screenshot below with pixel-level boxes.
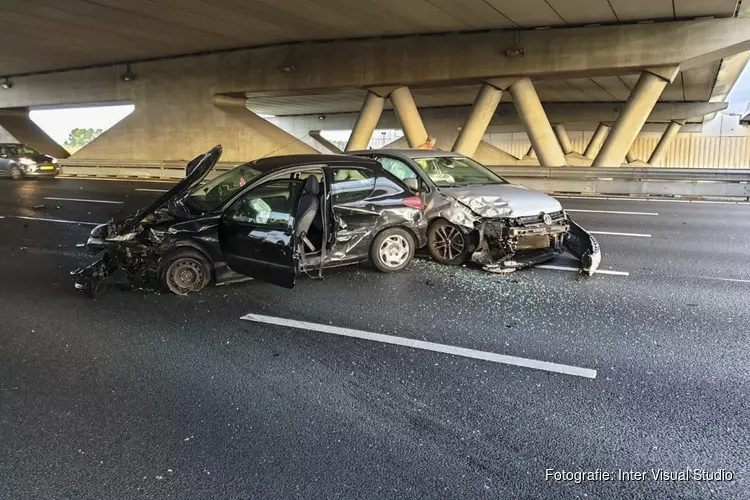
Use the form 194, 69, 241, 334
563, 220, 601, 275
71, 250, 119, 298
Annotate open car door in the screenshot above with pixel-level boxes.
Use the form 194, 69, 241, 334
218, 179, 302, 288
564, 219, 602, 275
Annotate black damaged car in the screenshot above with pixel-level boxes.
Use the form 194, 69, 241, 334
72, 146, 427, 296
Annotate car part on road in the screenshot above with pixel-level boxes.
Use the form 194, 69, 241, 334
350, 149, 601, 275
72, 146, 427, 297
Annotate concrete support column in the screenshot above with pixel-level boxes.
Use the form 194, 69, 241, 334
502, 78, 566, 167
593, 66, 679, 167
648, 120, 684, 165
452, 83, 503, 156
345, 91, 385, 151
0, 109, 70, 158
625, 151, 636, 163
389, 86, 429, 148
309, 130, 343, 154
552, 124, 573, 155
526, 146, 537, 159
583, 123, 610, 159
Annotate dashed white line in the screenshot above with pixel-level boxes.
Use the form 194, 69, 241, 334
535, 264, 630, 276
240, 313, 597, 379
565, 209, 658, 216
3, 215, 100, 226
135, 188, 169, 193
44, 197, 123, 205
589, 231, 651, 238
696, 276, 750, 284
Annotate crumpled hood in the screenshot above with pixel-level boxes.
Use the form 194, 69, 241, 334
440, 184, 562, 218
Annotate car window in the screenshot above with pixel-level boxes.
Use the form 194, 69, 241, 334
186, 163, 263, 211
225, 179, 303, 229
376, 156, 417, 181
330, 168, 375, 204
6, 145, 40, 156
412, 157, 508, 187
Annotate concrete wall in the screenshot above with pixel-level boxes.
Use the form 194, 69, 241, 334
486, 114, 750, 167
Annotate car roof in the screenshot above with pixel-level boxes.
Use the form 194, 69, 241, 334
349, 149, 469, 160
247, 154, 381, 173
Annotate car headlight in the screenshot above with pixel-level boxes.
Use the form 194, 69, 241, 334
51, 158, 58, 164
19, 158, 36, 166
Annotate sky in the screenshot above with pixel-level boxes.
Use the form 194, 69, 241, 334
24, 65, 750, 148
30, 104, 134, 145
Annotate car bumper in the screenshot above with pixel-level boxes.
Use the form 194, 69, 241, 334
24, 168, 59, 177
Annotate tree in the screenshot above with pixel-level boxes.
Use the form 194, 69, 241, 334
64, 128, 104, 151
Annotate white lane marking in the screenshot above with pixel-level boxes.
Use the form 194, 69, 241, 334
535, 264, 630, 276
44, 197, 123, 204
240, 313, 597, 379
565, 209, 658, 216
4, 215, 100, 226
589, 231, 651, 238
135, 188, 169, 193
696, 276, 750, 284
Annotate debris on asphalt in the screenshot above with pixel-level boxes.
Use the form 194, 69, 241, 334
32, 204, 46, 210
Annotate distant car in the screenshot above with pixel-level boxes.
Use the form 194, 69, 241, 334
351, 149, 600, 274
0, 143, 59, 179
72, 146, 427, 296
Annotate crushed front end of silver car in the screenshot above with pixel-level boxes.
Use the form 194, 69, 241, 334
433, 195, 601, 275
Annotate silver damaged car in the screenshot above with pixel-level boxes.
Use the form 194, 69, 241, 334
351, 149, 601, 274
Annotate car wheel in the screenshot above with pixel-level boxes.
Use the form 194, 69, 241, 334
427, 219, 473, 265
10, 165, 22, 180
370, 227, 415, 273
158, 248, 212, 295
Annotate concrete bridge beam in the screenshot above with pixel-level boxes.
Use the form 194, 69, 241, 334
593, 66, 680, 167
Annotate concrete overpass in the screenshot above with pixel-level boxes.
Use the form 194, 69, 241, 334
0, 0, 748, 167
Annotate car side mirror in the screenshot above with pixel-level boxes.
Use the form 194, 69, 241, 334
403, 177, 420, 192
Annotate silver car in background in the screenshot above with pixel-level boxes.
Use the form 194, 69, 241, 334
351, 149, 600, 274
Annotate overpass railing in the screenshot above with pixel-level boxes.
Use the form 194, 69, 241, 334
59, 160, 750, 199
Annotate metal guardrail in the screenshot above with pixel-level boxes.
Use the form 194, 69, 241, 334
59, 160, 750, 199
487, 166, 750, 198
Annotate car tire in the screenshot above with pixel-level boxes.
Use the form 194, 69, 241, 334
10, 165, 22, 180
158, 248, 212, 295
427, 219, 473, 266
370, 227, 415, 273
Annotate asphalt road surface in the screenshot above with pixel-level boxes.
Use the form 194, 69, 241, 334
1, 177, 748, 500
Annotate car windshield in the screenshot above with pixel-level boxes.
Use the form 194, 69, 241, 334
6, 145, 40, 156
184, 163, 263, 211
413, 156, 508, 187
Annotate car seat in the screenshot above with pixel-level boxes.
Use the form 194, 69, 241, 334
295, 175, 320, 252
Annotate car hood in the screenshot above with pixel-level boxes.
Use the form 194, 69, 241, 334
24, 154, 56, 163
439, 183, 562, 218
116, 145, 222, 234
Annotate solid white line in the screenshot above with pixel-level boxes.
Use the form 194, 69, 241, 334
240, 313, 597, 379
696, 276, 750, 284
565, 209, 658, 216
4, 215, 100, 226
589, 231, 651, 238
135, 188, 169, 193
535, 264, 630, 276
44, 197, 123, 204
